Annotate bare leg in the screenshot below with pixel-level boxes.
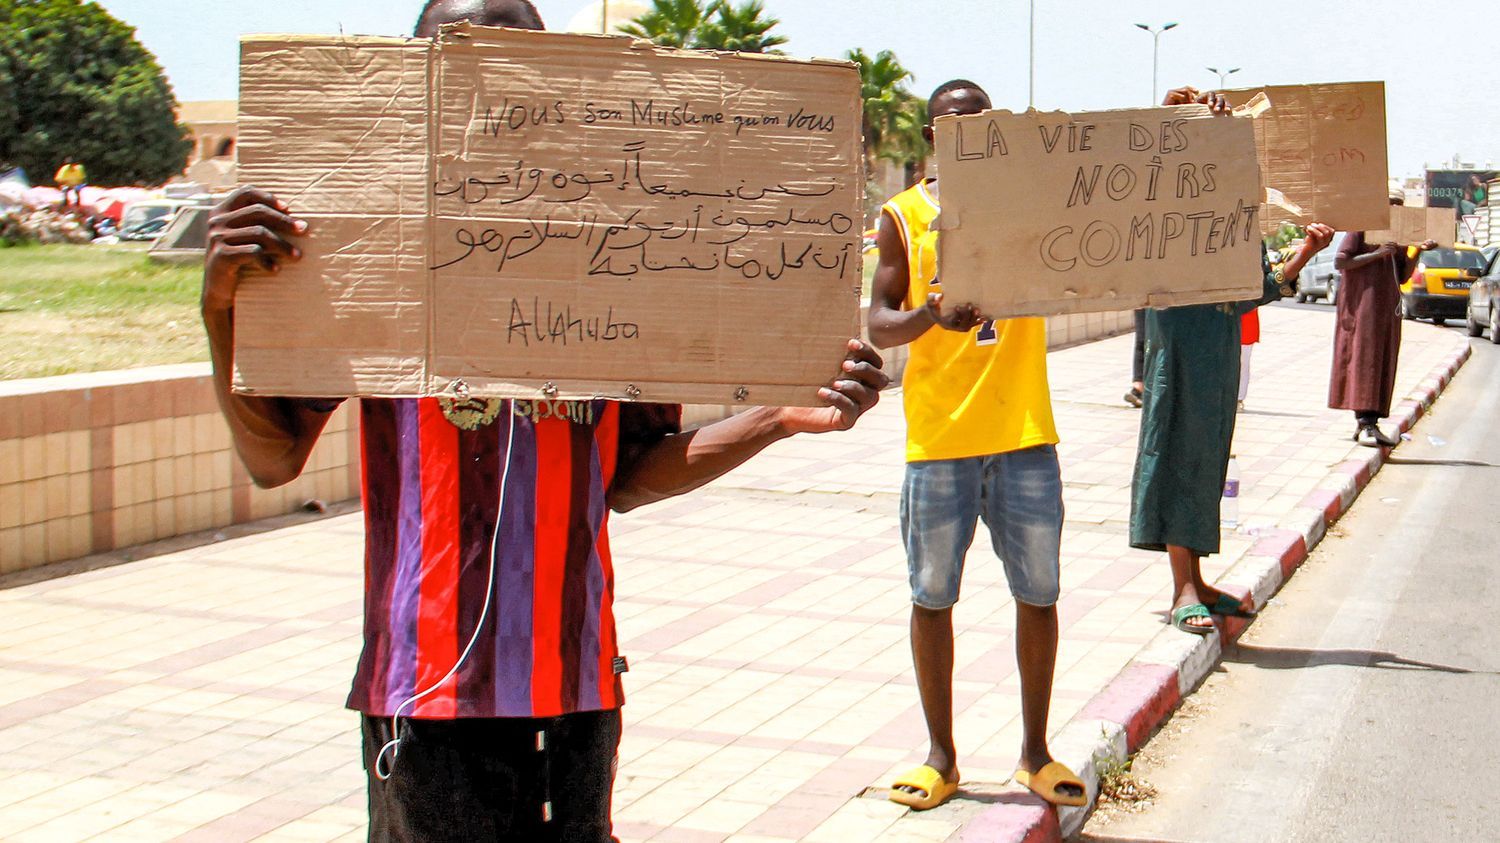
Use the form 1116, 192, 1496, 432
1013, 600, 1081, 798
1168, 544, 1214, 630
899, 605, 958, 791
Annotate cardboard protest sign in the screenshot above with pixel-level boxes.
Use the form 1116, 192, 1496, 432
1222, 82, 1389, 233
234, 25, 862, 406
932, 104, 1264, 318
1366, 205, 1456, 248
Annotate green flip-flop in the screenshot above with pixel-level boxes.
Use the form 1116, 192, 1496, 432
1208, 593, 1257, 619
1170, 603, 1214, 635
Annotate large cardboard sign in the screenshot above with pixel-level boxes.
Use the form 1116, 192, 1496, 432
1366, 205, 1456, 248
1222, 82, 1389, 233
234, 25, 862, 406
932, 105, 1264, 318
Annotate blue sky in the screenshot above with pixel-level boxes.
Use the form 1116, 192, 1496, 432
96, 0, 1500, 180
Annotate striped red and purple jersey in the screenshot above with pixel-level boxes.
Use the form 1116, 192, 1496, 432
344, 396, 680, 720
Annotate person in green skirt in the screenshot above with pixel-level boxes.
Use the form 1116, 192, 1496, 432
1129, 87, 1336, 634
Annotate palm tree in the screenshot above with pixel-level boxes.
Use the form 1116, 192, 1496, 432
622, 0, 787, 53
846, 48, 925, 176
889, 96, 931, 183
695, 1, 788, 53
618, 0, 710, 49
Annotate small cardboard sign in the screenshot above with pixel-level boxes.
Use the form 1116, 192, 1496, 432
932, 104, 1264, 318
1365, 205, 1455, 248
233, 26, 863, 406
1222, 82, 1389, 233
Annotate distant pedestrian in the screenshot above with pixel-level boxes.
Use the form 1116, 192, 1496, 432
1125, 310, 1145, 408
1238, 308, 1258, 411
1329, 192, 1439, 447
55, 158, 86, 208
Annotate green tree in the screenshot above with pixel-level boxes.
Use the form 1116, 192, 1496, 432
621, 0, 787, 53
695, 1, 787, 53
1267, 222, 1303, 251
846, 48, 927, 175
0, 0, 191, 186
0, 50, 17, 169
889, 96, 930, 183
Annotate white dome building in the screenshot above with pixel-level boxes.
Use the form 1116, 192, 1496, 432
563, 1, 652, 35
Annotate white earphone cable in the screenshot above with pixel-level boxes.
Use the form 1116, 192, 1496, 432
374, 407, 517, 780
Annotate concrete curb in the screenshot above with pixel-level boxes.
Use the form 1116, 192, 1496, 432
949, 339, 1473, 842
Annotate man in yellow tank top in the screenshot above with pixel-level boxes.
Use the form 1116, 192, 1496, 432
868, 80, 1084, 811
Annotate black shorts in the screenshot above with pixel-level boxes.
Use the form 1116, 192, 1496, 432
362, 710, 621, 843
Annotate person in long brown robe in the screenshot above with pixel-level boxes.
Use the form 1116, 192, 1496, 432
1329, 197, 1438, 447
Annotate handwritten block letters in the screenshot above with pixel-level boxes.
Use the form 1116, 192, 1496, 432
933, 105, 1265, 318
234, 26, 862, 405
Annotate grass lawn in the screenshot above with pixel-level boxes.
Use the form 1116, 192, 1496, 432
0, 244, 206, 381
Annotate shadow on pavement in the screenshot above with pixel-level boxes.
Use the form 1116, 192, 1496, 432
0, 500, 360, 591
1224, 643, 1493, 674
1236, 408, 1317, 419
1384, 456, 1500, 468
949, 788, 1042, 807
1074, 828, 1200, 834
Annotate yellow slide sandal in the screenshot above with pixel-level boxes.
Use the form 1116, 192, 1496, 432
887, 764, 959, 810
1013, 761, 1088, 807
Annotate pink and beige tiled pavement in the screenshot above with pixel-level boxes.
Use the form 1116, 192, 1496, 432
0, 306, 1470, 842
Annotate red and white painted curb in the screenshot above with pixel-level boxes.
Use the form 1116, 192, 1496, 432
954, 339, 1473, 842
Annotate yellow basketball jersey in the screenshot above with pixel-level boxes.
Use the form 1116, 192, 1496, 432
881, 180, 1059, 463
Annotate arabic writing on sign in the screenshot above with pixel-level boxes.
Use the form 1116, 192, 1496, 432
431, 141, 856, 282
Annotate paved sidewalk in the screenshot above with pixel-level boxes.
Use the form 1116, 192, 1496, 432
0, 305, 1469, 842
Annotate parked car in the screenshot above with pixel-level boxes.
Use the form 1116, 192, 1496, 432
1483, 243, 1498, 265
1400, 243, 1489, 324
117, 198, 204, 241
1295, 232, 1345, 303
1465, 251, 1500, 343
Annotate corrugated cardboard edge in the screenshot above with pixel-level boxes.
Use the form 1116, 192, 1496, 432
239, 34, 421, 47
440, 21, 858, 70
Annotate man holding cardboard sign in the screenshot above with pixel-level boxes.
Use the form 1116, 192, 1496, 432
867, 79, 1085, 812
202, 3, 887, 841
1128, 87, 1334, 636
1330, 192, 1440, 447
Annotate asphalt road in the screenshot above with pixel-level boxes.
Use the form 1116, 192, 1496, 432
1078, 333, 1500, 843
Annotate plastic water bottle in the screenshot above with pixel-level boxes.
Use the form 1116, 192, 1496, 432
1221, 456, 1240, 530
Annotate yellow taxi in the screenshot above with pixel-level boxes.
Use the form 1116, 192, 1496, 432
1400, 243, 1489, 324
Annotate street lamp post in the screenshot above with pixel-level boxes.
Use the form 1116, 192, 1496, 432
1134, 22, 1179, 104
1029, 0, 1036, 109
1207, 66, 1241, 89
601, 0, 609, 33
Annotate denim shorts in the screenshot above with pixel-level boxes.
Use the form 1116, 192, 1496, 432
900, 445, 1064, 609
